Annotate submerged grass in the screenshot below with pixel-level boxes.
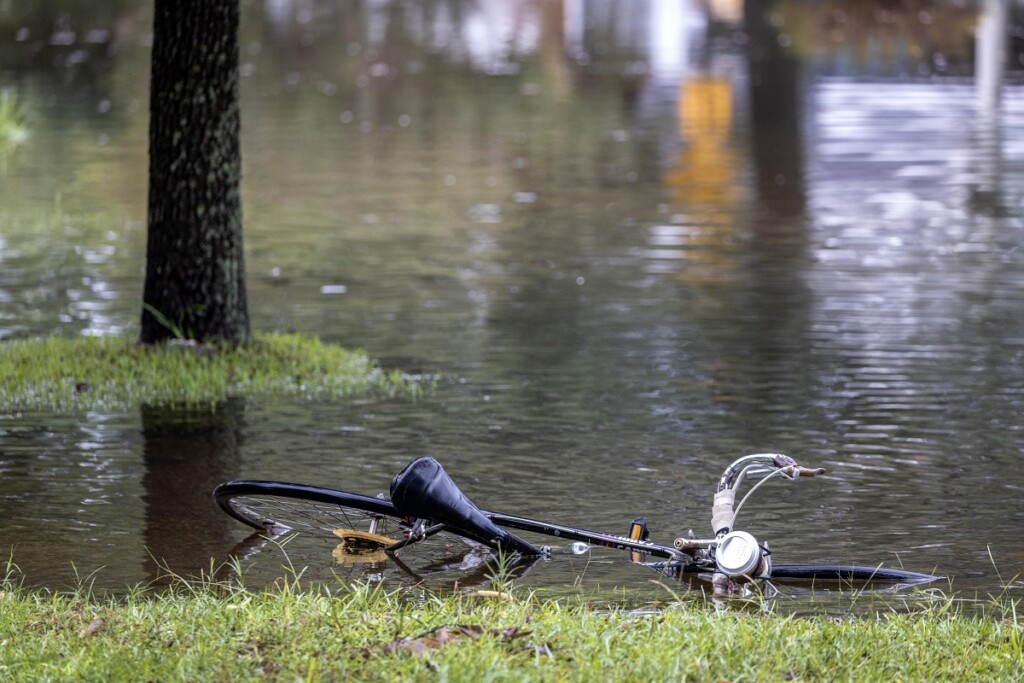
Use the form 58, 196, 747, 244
0, 333, 427, 413
0, 89, 29, 150
1, 562, 1022, 683
0, 89, 29, 174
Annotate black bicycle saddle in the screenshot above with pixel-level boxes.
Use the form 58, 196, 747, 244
390, 457, 541, 556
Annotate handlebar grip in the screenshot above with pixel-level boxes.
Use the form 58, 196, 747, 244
795, 466, 826, 477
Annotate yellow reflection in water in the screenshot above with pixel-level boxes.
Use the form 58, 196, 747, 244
661, 77, 742, 285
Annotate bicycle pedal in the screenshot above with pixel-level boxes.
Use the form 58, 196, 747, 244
627, 516, 650, 563
627, 516, 650, 542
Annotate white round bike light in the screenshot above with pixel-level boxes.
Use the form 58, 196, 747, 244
715, 531, 764, 578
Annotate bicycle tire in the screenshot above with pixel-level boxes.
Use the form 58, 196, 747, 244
214, 480, 411, 552
768, 564, 941, 587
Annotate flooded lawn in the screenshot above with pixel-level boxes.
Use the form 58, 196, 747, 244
2, 1, 1024, 604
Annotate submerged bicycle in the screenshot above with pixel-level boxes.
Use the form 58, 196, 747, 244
214, 453, 941, 595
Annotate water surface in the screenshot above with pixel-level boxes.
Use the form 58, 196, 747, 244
2, 1, 1023, 605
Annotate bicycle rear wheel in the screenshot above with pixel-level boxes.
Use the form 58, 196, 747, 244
214, 480, 410, 558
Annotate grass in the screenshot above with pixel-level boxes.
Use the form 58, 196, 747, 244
1, 560, 1021, 683
0, 89, 29, 166
0, 333, 428, 413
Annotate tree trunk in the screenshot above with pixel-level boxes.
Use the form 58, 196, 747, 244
141, 0, 249, 344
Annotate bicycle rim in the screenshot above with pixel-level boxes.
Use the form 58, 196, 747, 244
768, 564, 942, 588
214, 480, 407, 551
214, 480, 493, 578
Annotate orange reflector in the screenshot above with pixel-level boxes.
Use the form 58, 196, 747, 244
628, 516, 648, 564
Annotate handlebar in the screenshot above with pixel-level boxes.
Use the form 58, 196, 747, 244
711, 454, 825, 536
716, 453, 826, 493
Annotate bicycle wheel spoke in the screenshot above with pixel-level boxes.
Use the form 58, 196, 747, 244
230, 494, 405, 540
215, 482, 497, 583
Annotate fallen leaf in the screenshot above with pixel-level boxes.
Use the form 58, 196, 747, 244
497, 626, 530, 639
369, 623, 535, 658
456, 624, 484, 640
79, 618, 104, 637
473, 590, 512, 601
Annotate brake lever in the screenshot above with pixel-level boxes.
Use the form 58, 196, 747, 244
771, 454, 798, 469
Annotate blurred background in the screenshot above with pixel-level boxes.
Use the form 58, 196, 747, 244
1, 1, 1023, 603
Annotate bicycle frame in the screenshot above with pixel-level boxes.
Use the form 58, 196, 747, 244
483, 511, 683, 561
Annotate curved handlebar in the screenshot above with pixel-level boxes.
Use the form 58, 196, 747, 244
711, 454, 825, 536
717, 454, 826, 492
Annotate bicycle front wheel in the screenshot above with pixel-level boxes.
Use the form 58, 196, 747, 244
214, 480, 410, 559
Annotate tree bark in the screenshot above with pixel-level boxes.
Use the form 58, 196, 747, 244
141, 0, 249, 344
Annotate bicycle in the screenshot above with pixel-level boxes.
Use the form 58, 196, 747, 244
214, 453, 941, 595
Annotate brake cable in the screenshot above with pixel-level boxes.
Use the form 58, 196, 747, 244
731, 467, 793, 528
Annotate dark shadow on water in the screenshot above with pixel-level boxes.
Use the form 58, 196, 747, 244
696, 1, 811, 435
140, 398, 245, 583
745, 0, 807, 218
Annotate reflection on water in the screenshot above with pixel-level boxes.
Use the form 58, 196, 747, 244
2, 1, 1024, 605
140, 401, 245, 582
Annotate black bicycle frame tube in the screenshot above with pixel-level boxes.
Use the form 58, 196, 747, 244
483, 510, 686, 561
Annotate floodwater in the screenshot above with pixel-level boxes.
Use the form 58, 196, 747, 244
2, 1, 1024, 606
